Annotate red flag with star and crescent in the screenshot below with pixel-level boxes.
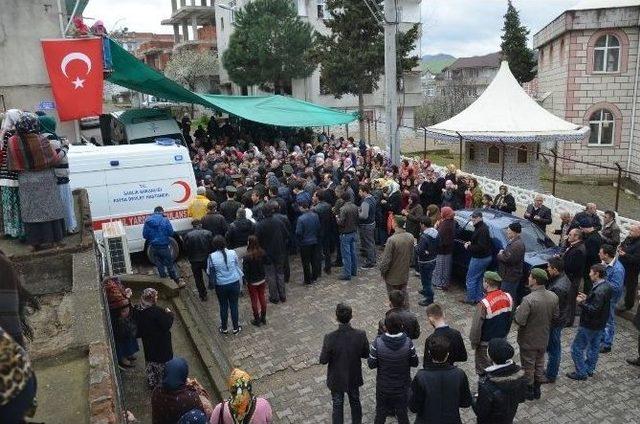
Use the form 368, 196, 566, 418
41, 38, 103, 121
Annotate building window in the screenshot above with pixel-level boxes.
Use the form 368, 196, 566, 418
588, 109, 615, 145
559, 38, 565, 65
220, 17, 224, 31
317, 0, 325, 19
488, 145, 500, 164
468, 144, 475, 161
594, 35, 620, 73
517, 144, 528, 163
539, 49, 544, 68
549, 43, 554, 66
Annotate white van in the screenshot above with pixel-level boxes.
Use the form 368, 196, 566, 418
68, 141, 196, 259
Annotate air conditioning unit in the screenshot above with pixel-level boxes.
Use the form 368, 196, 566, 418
102, 221, 132, 276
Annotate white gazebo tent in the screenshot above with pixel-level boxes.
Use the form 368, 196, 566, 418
425, 61, 589, 189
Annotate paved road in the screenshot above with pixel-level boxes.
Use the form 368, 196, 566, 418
179, 252, 640, 424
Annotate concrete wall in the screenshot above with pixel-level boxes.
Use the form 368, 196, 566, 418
534, 6, 640, 183
0, 0, 76, 137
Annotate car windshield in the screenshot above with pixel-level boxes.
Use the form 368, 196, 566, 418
502, 223, 549, 251
129, 133, 186, 146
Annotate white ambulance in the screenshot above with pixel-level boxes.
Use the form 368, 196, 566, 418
68, 140, 197, 260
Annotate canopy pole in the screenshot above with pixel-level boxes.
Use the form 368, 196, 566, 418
456, 132, 463, 170
551, 147, 558, 196
423, 127, 427, 160
500, 140, 506, 182
615, 162, 623, 212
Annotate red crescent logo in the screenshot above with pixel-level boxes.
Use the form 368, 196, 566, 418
172, 181, 192, 203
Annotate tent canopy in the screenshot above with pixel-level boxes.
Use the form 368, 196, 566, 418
425, 61, 589, 143
106, 38, 357, 127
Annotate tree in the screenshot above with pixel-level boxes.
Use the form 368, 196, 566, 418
313, 0, 420, 141
500, 0, 536, 84
415, 78, 473, 127
164, 48, 218, 92
222, 0, 315, 94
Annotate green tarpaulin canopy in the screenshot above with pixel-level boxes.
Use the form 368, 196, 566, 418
106, 38, 357, 127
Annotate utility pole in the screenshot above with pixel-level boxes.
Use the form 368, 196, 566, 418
384, 0, 399, 165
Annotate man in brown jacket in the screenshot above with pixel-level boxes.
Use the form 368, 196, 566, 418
496, 222, 525, 304
379, 215, 415, 308
514, 268, 559, 401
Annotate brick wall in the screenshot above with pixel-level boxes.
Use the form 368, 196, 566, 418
535, 6, 640, 182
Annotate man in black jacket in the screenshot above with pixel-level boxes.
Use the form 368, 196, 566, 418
545, 257, 572, 382
582, 222, 603, 294
369, 312, 419, 424
219, 186, 242, 224
423, 303, 467, 366
462, 210, 493, 304
377, 290, 421, 340
225, 208, 255, 250
523, 195, 552, 233
256, 202, 289, 303
409, 335, 472, 424
569, 203, 602, 232
314, 189, 337, 274
567, 264, 613, 381
618, 224, 640, 311
201, 201, 228, 238
472, 338, 527, 424
562, 228, 587, 327
319, 303, 369, 424
182, 219, 213, 301
135, 288, 174, 388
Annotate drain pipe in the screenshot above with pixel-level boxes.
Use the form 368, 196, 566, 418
626, 14, 640, 176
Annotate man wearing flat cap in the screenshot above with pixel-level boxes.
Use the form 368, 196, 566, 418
514, 268, 559, 400
469, 271, 514, 375
497, 222, 525, 304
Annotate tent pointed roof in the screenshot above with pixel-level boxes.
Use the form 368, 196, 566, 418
425, 61, 589, 143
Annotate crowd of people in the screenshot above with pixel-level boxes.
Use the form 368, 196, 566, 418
2, 112, 640, 423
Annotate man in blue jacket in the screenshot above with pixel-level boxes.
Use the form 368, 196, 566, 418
295, 200, 322, 285
143, 206, 185, 288
599, 244, 625, 353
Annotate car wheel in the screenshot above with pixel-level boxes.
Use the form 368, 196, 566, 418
146, 237, 180, 264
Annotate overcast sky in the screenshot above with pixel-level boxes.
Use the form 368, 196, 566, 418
84, 0, 579, 58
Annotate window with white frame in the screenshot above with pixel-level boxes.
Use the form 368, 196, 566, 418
317, 0, 325, 19
594, 35, 620, 72
517, 144, 528, 163
588, 109, 615, 145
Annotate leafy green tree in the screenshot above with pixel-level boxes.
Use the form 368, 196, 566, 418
222, 0, 315, 94
500, 0, 536, 84
313, 0, 420, 140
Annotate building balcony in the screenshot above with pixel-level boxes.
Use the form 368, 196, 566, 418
173, 38, 217, 52
161, 5, 216, 26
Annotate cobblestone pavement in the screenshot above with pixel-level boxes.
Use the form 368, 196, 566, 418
180, 253, 640, 424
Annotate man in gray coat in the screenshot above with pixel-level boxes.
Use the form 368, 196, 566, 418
496, 222, 525, 304
514, 268, 559, 400
380, 215, 416, 309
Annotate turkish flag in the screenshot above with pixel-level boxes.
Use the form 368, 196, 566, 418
41, 38, 103, 121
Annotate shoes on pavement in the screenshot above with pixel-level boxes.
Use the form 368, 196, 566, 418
626, 358, 640, 367
362, 264, 376, 269
219, 327, 229, 335
600, 346, 611, 354
339, 276, 351, 281
118, 360, 135, 370
232, 326, 243, 335
260, 314, 267, 325
280, 297, 287, 303
250, 319, 261, 327
539, 377, 556, 384
418, 289, 426, 296
418, 299, 433, 307
199, 295, 208, 302
269, 298, 280, 304
565, 372, 587, 381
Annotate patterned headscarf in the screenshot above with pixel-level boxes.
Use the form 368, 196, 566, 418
140, 288, 158, 309
227, 368, 255, 421
0, 327, 33, 406
1, 109, 23, 132
15, 113, 40, 135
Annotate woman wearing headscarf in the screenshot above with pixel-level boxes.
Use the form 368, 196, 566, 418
152, 357, 210, 424
0, 109, 24, 238
0, 326, 37, 424
134, 288, 175, 388
103, 277, 139, 368
8, 114, 65, 250
38, 114, 77, 234
432, 206, 455, 290
211, 368, 273, 423
425, 204, 440, 225
403, 192, 424, 239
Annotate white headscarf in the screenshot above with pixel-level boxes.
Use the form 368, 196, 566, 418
1, 109, 22, 132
